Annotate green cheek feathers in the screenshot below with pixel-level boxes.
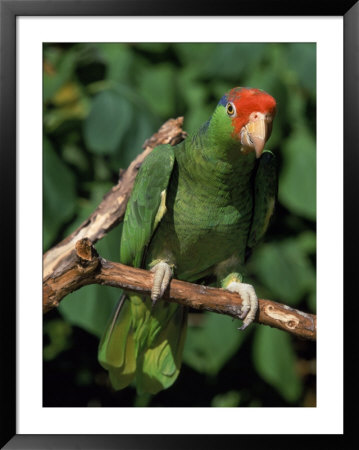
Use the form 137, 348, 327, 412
209, 106, 238, 146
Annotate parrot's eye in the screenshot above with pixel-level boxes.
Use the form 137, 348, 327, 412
226, 102, 236, 117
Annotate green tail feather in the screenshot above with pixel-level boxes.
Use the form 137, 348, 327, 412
98, 294, 137, 390
136, 302, 187, 395
98, 294, 187, 394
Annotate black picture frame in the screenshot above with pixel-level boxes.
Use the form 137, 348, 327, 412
1, 0, 356, 448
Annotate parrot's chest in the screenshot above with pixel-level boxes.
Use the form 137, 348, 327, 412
148, 174, 253, 280
176, 186, 251, 249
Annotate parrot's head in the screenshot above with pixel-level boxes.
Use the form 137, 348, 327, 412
215, 87, 276, 158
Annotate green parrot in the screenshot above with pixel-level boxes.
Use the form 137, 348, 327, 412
98, 86, 277, 395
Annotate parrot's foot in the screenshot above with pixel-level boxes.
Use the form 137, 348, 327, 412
150, 261, 173, 306
226, 282, 258, 330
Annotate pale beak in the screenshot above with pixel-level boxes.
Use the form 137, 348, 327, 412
241, 112, 273, 158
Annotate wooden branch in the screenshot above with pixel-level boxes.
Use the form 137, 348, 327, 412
43, 238, 317, 341
43, 117, 316, 342
43, 117, 187, 281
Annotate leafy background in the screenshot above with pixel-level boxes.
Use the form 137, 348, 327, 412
43, 43, 316, 407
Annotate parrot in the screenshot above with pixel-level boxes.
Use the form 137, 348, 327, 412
98, 86, 277, 395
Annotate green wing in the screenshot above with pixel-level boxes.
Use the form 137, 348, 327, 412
99, 144, 184, 394
120, 144, 175, 268
247, 150, 277, 249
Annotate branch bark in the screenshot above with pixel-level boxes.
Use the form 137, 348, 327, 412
43, 117, 187, 281
43, 117, 316, 342
43, 238, 316, 341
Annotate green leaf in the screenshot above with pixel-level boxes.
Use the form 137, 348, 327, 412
297, 231, 316, 254
211, 390, 241, 407
250, 239, 316, 305
135, 43, 170, 53
174, 43, 266, 81
99, 43, 134, 83
286, 43, 316, 94
95, 224, 122, 261
43, 48, 77, 103
137, 64, 176, 118
253, 326, 302, 402
44, 95, 90, 133
203, 43, 266, 80
59, 284, 119, 338
114, 111, 155, 170
72, 43, 107, 86
174, 43, 217, 71
183, 106, 213, 135
62, 143, 90, 173
43, 319, 72, 361
183, 312, 245, 375
177, 71, 208, 109
62, 181, 113, 237
285, 89, 307, 129
84, 90, 133, 155
43, 138, 76, 250
279, 128, 316, 220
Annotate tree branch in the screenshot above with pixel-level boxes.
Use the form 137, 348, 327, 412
43, 117, 316, 341
43, 238, 316, 341
43, 117, 187, 281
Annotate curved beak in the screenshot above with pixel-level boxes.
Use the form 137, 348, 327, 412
241, 112, 273, 158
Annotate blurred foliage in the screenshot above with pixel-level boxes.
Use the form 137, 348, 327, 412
43, 43, 316, 407
183, 313, 247, 376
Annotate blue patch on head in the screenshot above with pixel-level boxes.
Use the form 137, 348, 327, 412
217, 93, 229, 107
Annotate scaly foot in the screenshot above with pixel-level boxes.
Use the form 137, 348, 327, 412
150, 261, 173, 306
226, 281, 258, 330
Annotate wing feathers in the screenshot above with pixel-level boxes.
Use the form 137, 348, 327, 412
120, 144, 175, 268
247, 150, 277, 249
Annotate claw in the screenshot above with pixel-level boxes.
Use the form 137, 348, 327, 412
239, 304, 250, 320
226, 281, 258, 330
150, 261, 173, 305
